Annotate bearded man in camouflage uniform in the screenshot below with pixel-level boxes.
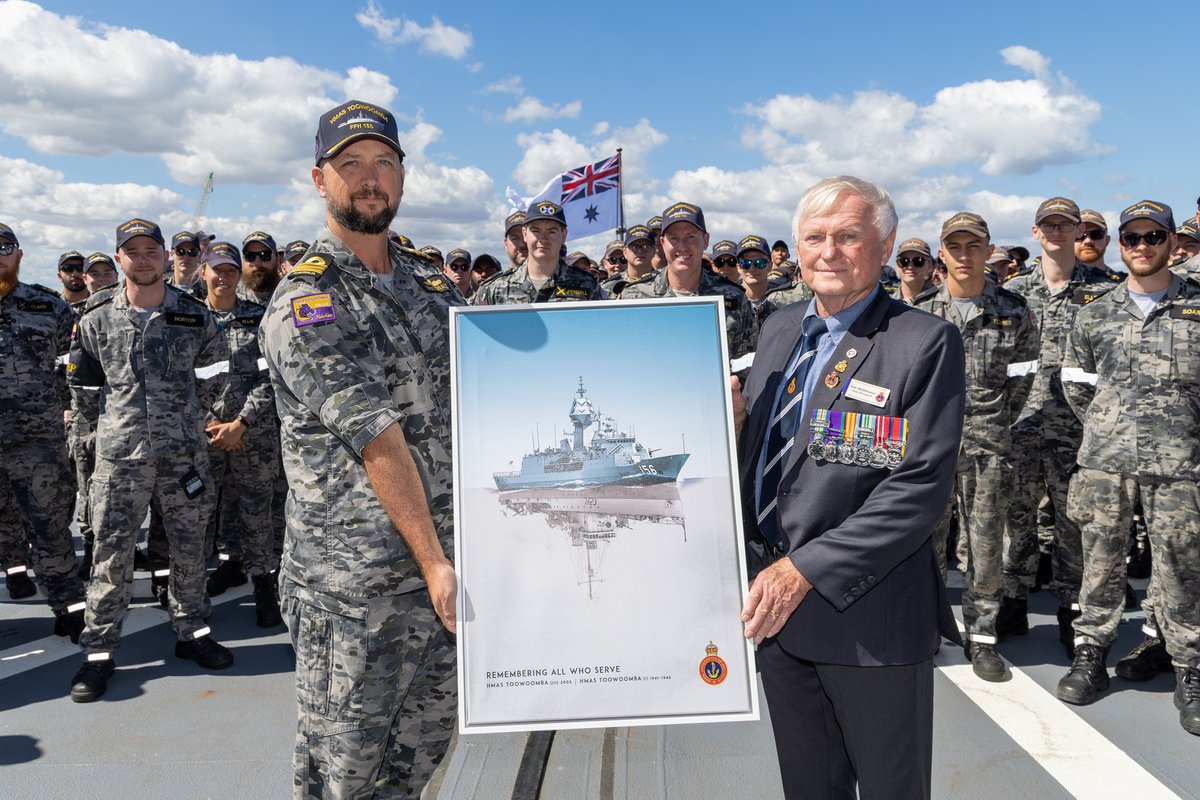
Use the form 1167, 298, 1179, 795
1055, 200, 1200, 736
264, 100, 462, 799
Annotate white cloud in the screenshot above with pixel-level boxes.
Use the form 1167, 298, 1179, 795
355, 1, 472, 60
482, 76, 524, 95
502, 97, 582, 124
512, 120, 668, 197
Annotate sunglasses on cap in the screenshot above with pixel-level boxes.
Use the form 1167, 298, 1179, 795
1075, 230, 1106, 243
897, 256, 928, 268
59, 262, 85, 273
243, 250, 274, 262
739, 258, 769, 270
174, 245, 200, 257
606, 255, 627, 265
713, 256, 736, 268
1119, 230, 1170, 248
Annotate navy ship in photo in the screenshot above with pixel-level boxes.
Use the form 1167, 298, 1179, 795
493, 378, 689, 490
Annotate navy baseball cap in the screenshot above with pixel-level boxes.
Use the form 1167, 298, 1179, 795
1176, 223, 1200, 243
388, 231, 414, 248
525, 200, 567, 226
446, 248, 471, 264
505, 210, 527, 233
711, 240, 736, 257
58, 250, 85, 267
1119, 200, 1174, 232
116, 218, 165, 249
646, 216, 663, 231
284, 240, 310, 259
171, 231, 200, 249
204, 242, 242, 270
243, 231, 277, 253
736, 235, 770, 258
315, 100, 405, 165
84, 252, 115, 273
0, 223, 16, 245
624, 225, 653, 245
661, 202, 707, 235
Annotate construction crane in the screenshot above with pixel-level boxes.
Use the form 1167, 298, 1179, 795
189, 172, 214, 234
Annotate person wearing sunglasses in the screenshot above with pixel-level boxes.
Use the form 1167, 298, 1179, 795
167, 231, 204, 296
442, 247, 473, 297
1074, 210, 1118, 278
1057, 199, 1200, 736
621, 202, 756, 361
603, 224, 657, 299
890, 237, 935, 304
736, 235, 776, 324
1002, 197, 1122, 655
0, 221, 87, 640
56, 250, 89, 304
913, 212, 1038, 682
240, 230, 281, 305
710, 240, 741, 284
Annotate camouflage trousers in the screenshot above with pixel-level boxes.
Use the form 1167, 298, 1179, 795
66, 428, 96, 547
0, 442, 84, 614
1003, 428, 1082, 605
206, 425, 280, 576
281, 580, 457, 800
80, 455, 217, 656
1068, 468, 1200, 668
935, 453, 1011, 642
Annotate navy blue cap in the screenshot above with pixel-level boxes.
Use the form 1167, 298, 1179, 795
0, 223, 16, 245
116, 218, 165, 249
624, 225, 653, 245
771, 239, 789, 251
1119, 200, 1174, 232
711, 240, 736, 257
387, 231, 414, 248
525, 200, 567, 226
661, 202, 707, 234
646, 216, 663, 231
84, 252, 114, 272
171, 231, 199, 249
446, 248, 471, 264
58, 250, 84, 267
242, 231, 277, 253
204, 242, 242, 270
1176, 223, 1200, 243
737, 235, 770, 258
505, 210, 527, 233
284, 240, 310, 259
315, 100, 405, 165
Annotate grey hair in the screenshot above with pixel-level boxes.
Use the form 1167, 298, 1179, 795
791, 175, 898, 245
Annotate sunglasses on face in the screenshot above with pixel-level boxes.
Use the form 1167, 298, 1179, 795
606, 255, 627, 266
174, 246, 200, 257
243, 250, 274, 262
448, 261, 470, 271
739, 258, 769, 270
1075, 230, 1107, 243
627, 241, 654, 252
1119, 230, 1170, 248
897, 256, 928, 268
713, 257, 736, 268
0, 243, 18, 256
60, 263, 85, 273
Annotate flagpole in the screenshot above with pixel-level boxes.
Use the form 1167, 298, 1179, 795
615, 148, 625, 237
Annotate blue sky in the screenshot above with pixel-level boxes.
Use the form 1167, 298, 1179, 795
453, 301, 732, 487
2, 1, 1196, 286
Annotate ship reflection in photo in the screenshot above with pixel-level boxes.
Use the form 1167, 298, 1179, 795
497, 484, 686, 599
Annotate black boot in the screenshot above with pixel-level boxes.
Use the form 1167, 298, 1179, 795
175, 635, 234, 670
77, 540, 94, 581
70, 658, 115, 703
53, 608, 86, 644
1057, 606, 1081, 660
252, 574, 283, 628
996, 597, 1029, 641
1116, 636, 1172, 681
966, 642, 1006, 682
207, 558, 247, 597
1056, 644, 1109, 705
150, 574, 170, 609
1176, 667, 1200, 736
6, 569, 36, 600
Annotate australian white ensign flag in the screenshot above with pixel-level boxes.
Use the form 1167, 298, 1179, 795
512, 154, 621, 242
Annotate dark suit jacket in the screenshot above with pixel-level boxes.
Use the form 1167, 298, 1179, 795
740, 288, 965, 666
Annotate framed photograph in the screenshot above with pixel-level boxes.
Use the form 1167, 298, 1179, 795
451, 297, 759, 734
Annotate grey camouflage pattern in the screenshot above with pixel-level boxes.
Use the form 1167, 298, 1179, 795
471, 260, 602, 305
619, 267, 758, 359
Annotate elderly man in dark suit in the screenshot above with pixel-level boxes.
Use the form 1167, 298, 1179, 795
733, 175, 966, 800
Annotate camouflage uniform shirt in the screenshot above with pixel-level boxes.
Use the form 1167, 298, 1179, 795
203, 298, 274, 426
66, 285, 228, 460
0, 283, 73, 444
620, 267, 758, 359
472, 260, 603, 305
262, 228, 463, 598
913, 282, 1039, 457
1063, 272, 1200, 480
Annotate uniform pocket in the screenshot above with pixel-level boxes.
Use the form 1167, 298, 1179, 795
292, 599, 368, 724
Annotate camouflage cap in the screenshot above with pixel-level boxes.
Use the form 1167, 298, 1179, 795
736, 234, 770, 258
1119, 199, 1174, 232
315, 99, 405, 165
1079, 209, 1108, 230
1035, 197, 1081, 224
446, 248, 471, 264
711, 240, 737, 257
0, 223, 16, 245
504, 209, 526, 233
242, 230, 277, 253
84, 252, 114, 272
940, 212, 990, 241
57, 250, 85, 267
661, 202, 707, 234
624, 225, 653, 245
171, 231, 200, 249
1176, 222, 1200, 243
986, 249, 1014, 266
116, 218, 165, 249
525, 200, 567, 227
897, 237, 932, 257
284, 240, 310, 259
204, 241, 242, 270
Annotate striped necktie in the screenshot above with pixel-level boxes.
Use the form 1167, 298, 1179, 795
755, 314, 828, 551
